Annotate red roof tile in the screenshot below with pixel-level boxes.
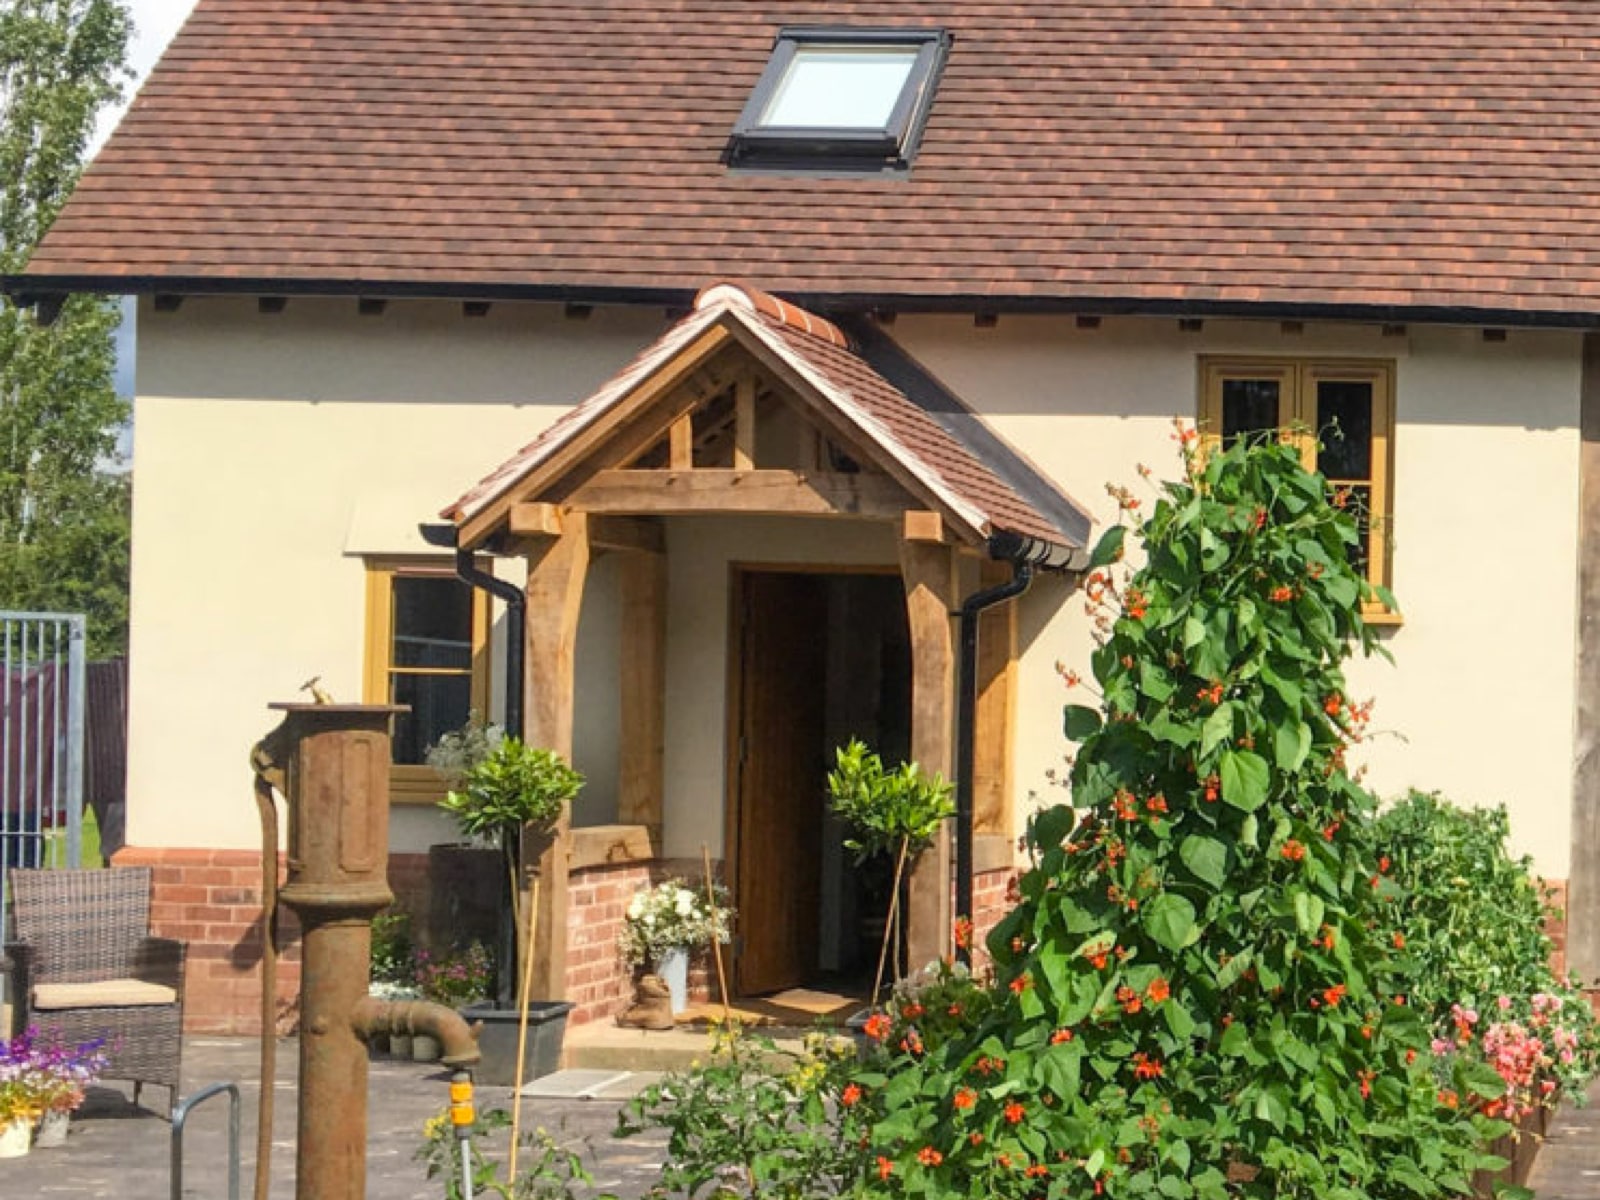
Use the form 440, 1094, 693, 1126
21, 1, 1600, 319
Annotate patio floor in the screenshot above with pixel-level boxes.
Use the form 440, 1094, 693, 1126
5, 1036, 1600, 1198
0, 1036, 670, 1199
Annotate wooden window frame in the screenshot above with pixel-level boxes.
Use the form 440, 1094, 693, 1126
1199, 357, 1397, 622
363, 557, 492, 804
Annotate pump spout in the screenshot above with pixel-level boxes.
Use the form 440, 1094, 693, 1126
352, 997, 481, 1068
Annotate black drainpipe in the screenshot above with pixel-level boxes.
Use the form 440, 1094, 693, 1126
421, 523, 527, 740
954, 531, 1081, 964
455, 546, 526, 741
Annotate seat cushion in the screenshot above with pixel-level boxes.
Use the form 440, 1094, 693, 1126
33, 979, 177, 1010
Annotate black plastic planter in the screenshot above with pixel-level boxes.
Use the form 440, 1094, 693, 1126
460, 1000, 575, 1086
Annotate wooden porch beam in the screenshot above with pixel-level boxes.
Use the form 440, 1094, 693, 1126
902, 510, 948, 544
509, 501, 563, 538
618, 550, 667, 830
521, 513, 591, 1003
568, 469, 912, 519
899, 539, 959, 970
669, 414, 694, 470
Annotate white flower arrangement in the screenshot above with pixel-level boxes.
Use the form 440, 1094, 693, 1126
620, 878, 733, 968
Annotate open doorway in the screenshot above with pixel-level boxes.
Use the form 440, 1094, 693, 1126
728, 568, 911, 999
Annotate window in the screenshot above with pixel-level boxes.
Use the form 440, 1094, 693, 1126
1199, 358, 1396, 616
364, 559, 491, 800
726, 27, 951, 170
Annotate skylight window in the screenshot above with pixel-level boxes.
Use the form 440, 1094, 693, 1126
727, 28, 951, 171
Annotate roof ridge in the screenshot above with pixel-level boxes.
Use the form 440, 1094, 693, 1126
693, 281, 850, 351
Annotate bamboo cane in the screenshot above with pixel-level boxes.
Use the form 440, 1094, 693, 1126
701, 844, 732, 1024
507, 875, 541, 1181
871, 838, 911, 1008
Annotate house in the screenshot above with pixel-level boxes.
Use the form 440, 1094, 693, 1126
6, 0, 1599, 1033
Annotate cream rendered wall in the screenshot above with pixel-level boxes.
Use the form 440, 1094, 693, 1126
129, 297, 666, 853
895, 317, 1583, 879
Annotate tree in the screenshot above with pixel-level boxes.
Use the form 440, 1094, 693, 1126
0, 0, 132, 657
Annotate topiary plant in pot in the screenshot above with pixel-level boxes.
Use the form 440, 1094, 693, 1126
437, 736, 583, 1084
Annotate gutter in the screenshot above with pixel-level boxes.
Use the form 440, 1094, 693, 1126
954, 531, 1083, 963
420, 523, 525, 740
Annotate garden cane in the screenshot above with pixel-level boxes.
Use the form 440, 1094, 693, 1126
508, 876, 540, 1179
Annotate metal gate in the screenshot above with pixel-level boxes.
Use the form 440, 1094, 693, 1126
0, 612, 87, 956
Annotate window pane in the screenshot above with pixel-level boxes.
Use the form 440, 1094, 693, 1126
1220, 379, 1283, 447
1316, 380, 1374, 480
390, 673, 472, 766
760, 47, 919, 129
392, 576, 472, 669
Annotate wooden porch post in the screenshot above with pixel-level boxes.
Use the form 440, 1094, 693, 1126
900, 539, 959, 972
618, 549, 667, 832
522, 512, 591, 1001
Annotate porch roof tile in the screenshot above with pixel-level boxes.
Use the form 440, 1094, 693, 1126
444, 283, 1090, 554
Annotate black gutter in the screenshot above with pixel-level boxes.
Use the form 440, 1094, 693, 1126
8, 272, 1600, 331
419, 522, 525, 740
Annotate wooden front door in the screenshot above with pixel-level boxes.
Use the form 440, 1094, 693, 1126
733, 571, 827, 995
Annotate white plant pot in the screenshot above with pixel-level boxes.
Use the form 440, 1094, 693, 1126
34, 1110, 69, 1149
0, 1117, 31, 1158
389, 1033, 413, 1059
412, 1034, 441, 1063
656, 947, 689, 1014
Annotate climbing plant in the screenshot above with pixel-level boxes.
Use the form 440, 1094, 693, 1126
845, 428, 1512, 1198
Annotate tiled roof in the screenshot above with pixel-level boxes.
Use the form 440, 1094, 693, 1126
21, 1, 1600, 320
445, 283, 1089, 552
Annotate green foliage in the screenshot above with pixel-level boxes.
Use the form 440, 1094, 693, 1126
370, 907, 415, 985
417, 1108, 613, 1200
616, 1026, 870, 1198
413, 942, 494, 1007
438, 738, 582, 849
846, 434, 1503, 1197
1, 2, 132, 655
427, 714, 503, 791
1376, 791, 1600, 1102
827, 739, 954, 861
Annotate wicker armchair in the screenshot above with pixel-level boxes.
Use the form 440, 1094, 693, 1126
5, 867, 185, 1113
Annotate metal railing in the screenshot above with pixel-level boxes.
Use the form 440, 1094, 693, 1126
0, 611, 87, 997
171, 1081, 242, 1200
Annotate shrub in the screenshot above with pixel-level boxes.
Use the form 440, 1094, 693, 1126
848, 431, 1508, 1198
414, 942, 495, 1008
1375, 791, 1600, 1108
371, 906, 415, 985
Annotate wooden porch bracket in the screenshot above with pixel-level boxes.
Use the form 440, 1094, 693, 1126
902, 510, 948, 544
899, 538, 959, 971
522, 513, 591, 1002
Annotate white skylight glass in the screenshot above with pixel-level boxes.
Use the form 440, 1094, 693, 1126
759, 46, 920, 129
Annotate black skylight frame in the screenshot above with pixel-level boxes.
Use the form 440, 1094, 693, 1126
725, 27, 952, 171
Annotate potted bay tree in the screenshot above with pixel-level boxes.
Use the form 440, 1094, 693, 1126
435, 730, 584, 1084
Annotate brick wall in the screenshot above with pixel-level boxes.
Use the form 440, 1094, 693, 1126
113, 847, 302, 1035
1544, 878, 1569, 980
970, 866, 1019, 976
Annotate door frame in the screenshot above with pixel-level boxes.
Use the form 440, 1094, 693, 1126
722, 561, 901, 996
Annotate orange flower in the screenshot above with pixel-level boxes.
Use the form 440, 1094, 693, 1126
1026, 1164, 1050, 1179
1147, 977, 1171, 1004
1133, 1052, 1164, 1080
1392, 932, 1406, 949
969, 1132, 984, 1146
1269, 585, 1294, 603
1358, 1069, 1376, 1100
878, 1155, 894, 1180
1117, 986, 1143, 1015
841, 1083, 862, 1107
1406, 1049, 1418, 1065
1051, 1028, 1075, 1045
1324, 692, 1343, 717
1146, 793, 1169, 815
953, 1087, 976, 1110
1202, 774, 1220, 803
1323, 820, 1342, 841
901, 1002, 925, 1020
1281, 840, 1307, 862
917, 1146, 943, 1166
1003, 1100, 1026, 1125
1323, 984, 1348, 1008
1090, 951, 1109, 970
863, 1013, 891, 1041
1009, 973, 1033, 995
953, 916, 974, 951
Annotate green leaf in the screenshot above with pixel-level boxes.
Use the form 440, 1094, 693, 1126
1201, 703, 1236, 758
1219, 750, 1270, 812
1273, 721, 1312, 773
1084, 1150, 1106, 1178
1292, 890, 1324, 937
1183, 615, 1207, 650
1143, 893, 1197, 951
1462, 1062, 1508, 1100
1064, 705, 1103, 741
1035, 1041, 1082, 1098
1179, 835, 1229, 888
1090, 525, 1126, 568
1217, 950, 1252, 990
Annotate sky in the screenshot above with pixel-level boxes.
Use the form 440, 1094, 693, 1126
102, 1, 201, 405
